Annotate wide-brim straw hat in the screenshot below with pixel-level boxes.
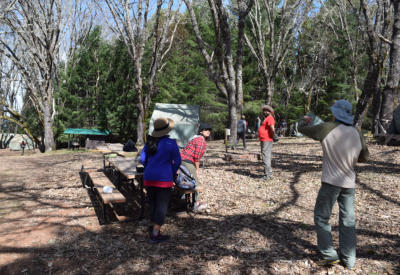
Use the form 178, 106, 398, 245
152, 117, 175, 137
330, 99, 354, 125
262, 105, 274, 113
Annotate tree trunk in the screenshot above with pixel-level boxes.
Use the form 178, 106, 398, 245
228, 89, 238, 145
354, 63, 380, 128
43, 100, 55, 152
235, 0, 252, 116
266, 76, 275, 105
371, 87, 382, 135
380, 0, 400, 131
136, 106, 145, 145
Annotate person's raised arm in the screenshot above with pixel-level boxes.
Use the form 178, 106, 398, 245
298, 116, 329, 142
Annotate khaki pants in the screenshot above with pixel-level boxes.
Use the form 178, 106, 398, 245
260, 141, 273, 177
181, 161, 200, 201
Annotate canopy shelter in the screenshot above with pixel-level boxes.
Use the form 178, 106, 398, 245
63, 128, 110, 149
149, 103, 200, 147
64, 128, 110, 135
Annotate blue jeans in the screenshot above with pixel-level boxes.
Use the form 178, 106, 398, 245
146, 187, 171, 226
314, 182, 356, 268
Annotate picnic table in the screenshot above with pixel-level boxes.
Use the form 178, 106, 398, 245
81, 155, 145, 224
96, 143, 128, 168
107, 156, 145, 219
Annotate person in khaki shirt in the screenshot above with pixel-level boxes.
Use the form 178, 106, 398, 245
298, 99, 369, 269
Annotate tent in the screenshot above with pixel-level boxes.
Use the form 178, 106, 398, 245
149, 103, 200, 147
0, 134, 35, 151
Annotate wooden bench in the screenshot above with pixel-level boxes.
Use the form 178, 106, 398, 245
81, 167, 127, 224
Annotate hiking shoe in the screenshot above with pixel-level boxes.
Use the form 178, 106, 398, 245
316, 259, 340, 267
339, 258, 354, 270
149, 232, 170, 244
194, 202, 208, 211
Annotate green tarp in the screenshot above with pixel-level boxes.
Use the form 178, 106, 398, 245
63, 128, 110, 135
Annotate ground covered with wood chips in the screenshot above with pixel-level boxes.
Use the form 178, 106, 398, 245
0, 137, 399, 274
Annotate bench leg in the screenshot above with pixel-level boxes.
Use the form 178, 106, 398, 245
185, 194, 190, 212
139, 184, 145, 219
192, 192, 196, 214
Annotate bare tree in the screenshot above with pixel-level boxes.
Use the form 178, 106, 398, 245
0, 0, 94, 152
99, 0, 183, 145
353, 0, 392, 130
379, 0, 400, 132
245, 0, 311, 105
319, 0, 363, 101
184, 0, 253, 144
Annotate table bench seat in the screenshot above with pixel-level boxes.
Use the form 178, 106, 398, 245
81, 167, 127, 224
87, 171, 127, 204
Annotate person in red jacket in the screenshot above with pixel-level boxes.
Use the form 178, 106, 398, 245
258, 105, 275, 180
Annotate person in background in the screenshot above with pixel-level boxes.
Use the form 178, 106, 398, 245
140, 117, 181, 244
258, 105, 275, 180
180, 122, 212, 211
20, 140, 26, 156
255, 116, 261, 137
279, 119, 287, 137
233, 115, 247, 150
298, 99, 369, 269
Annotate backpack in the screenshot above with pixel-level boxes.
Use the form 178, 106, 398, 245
237, 119, 246, 133
123, 139, 138, 152
174, 165, 196, 190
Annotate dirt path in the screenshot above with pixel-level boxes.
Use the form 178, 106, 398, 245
0, 138, 399, 274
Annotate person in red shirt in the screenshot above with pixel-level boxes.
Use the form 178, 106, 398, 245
258, 105, 276, 180
180, 122, 211, 211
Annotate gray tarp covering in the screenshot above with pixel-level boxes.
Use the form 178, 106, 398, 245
388, 105, 400, 134
149, 103, 200, 147
1, 134, 35, 150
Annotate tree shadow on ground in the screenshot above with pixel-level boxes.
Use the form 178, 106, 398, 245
1, 209, 398, 274
1, 147, 398, 274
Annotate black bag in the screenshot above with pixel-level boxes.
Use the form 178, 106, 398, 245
123, 139, 138, 152
174, 165, 196, 190
273, 134, 279, 142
